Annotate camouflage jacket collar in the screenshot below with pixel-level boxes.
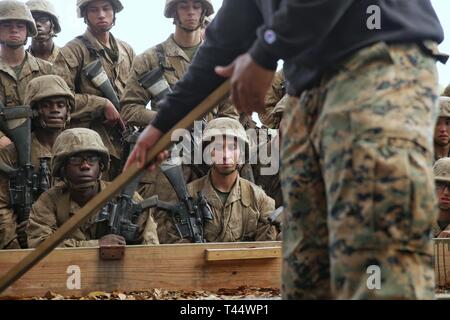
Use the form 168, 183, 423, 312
201, 172, 251, 209
31, 133, 52, 160
27, 44, 60, 64
82, 29, 123, 65
163, 35, 200, 63
0, 52, 40, 81
63, 180, 109, 217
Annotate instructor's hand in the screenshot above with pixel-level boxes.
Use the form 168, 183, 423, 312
124, 125, 169, 172
215, 53, 274, 115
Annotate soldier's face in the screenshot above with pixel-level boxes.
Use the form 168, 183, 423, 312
32, 12, 52, 40
0, 20, 27, 46
64, 152, 101, 186
36, 97, 69, 129
176, 0, 203, 31
434, 117, 450, 146
437, 181, 450, 211
211, 136, 240, 176
86, 0, 114, 32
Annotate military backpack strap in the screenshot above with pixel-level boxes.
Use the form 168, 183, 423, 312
76, 35, 100, 60
156, 44, 175, 72
73, 36, 100, 93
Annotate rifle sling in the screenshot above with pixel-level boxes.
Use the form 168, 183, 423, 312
156, 44, 175, 72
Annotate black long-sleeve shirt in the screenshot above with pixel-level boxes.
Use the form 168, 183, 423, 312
153, 0, 445, 133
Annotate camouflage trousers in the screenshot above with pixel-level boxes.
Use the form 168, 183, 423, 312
280, 42, 440, 300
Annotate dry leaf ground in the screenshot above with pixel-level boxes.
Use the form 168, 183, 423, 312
2, 286, 281, 301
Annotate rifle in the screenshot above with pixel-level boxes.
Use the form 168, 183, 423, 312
37, 157, 51, 196
0, 105, 47, 248
95, 127, 146, 244
268, 206, 284, 234
95, 172, 154, 244
83, 59, 121, 111
78, 35, 121, 112
138, 67, 171, 104
159, 157, 213, 243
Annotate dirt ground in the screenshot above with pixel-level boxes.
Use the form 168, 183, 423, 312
5, 287, 281, 301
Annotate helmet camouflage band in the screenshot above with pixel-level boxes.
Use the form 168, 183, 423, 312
76, 0, 123, 18
26, 0, 61, 34
440, 96, 450, 118
202, 117, 249, 149
164, 0, 214, 19
52, 128, 110, 178
0, 0, 37, 37
434, 157, 450, 183
25, 75, 75, 113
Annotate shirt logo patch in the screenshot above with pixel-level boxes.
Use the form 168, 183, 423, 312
264, 30, 277, 45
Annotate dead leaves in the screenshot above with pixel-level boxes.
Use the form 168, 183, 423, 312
10, 287, 281, 301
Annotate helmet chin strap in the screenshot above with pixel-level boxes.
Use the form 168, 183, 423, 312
176, 22, 201, 33
67, 180, 100, 191
62, 165, 103, 192
35, 106, 71, 130
174, 11, 205, 33
37, 118, 67, 130
84, 13, 116, 33
0, 39, 26, 49
33, 23, 56, 42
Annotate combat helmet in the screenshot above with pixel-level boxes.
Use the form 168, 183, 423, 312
440, 97, 450, 118
0, 0, 37, 37
25, 75, 74, 129
76, 0, 123, 18
164, 0, 214, 19
435, 157, 450, 183
52, 128, 110, 178
26, 0, 61, 34
202, 117, 249, 149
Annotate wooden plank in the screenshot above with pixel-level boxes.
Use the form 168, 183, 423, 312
0, 241, 281, 298
435, 239, 450, 288
205, 247, 281, 262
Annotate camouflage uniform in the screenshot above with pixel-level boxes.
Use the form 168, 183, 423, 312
54, 0, 135, 180
433, 158, 450, 237
0, 1, 51, 119
157, 118, 276, 243
281, 42, 440, 299
121, 0, 236, 126
158, 172, 276, 244
0, 74, 73, 249
251, 129, 283, 208
26, 0, 61, 63
0, 134, 52, 249
26, 128, 159, 248
28, 45, 59, 64
188, 174, 276, 243
121, 0, 237, 203
434, 97, 450, 161
259, 70, 285, 129
27, 181, 159, 248
0, 53, 51, 111
0, 8, 52, 137
444, 85, 450, 97
252, 72, 290, 209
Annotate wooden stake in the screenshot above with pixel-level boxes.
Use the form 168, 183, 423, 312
0, 80, 231, 293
